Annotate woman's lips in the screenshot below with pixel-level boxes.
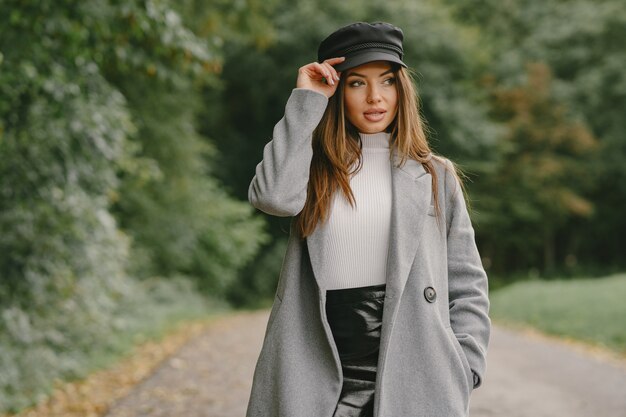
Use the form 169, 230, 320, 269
364, 110, 386, 122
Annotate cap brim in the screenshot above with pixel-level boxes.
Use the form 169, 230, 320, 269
332, 50, 407, 72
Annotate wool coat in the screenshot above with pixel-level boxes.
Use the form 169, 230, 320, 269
246, 88, 491, 417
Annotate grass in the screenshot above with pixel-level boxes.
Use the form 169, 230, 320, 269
489, 273, 626, 355
0, 277, 231, 415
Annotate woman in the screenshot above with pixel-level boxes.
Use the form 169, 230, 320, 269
246, 22, 490, 417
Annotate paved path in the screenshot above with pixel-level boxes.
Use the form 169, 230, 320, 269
105, 311, 267, 417
105, 310, 626, 417
470, 326, 626, 417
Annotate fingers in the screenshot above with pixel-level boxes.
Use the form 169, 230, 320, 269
299, 57, 344, 82
316, 58, 344, 85
323, 57, 345, 80
324, 56, 346, 65
310, 62, 336, 86
296, 57, 346, 96
322, 62, 340, 83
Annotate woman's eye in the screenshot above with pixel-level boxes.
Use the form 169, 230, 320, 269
349, 80, 364, 87
384, 77, 396, 85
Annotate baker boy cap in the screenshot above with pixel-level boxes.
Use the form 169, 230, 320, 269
317, 21, 408, 72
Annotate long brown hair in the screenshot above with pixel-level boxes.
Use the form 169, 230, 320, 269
295, 64, 454, 238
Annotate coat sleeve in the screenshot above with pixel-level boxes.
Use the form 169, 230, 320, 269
443, 159, 491, 389
248, 88, 329, 217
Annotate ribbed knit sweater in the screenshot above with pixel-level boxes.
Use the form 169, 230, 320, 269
318, 131, 392, 290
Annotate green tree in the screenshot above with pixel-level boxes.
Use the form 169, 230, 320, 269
478, 62, 597, 274
0, 0, 267, 410
444, 0, 626, 272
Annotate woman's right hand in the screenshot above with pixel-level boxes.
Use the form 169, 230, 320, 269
296, 57, 345, 98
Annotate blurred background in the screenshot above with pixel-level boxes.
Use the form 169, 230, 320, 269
0, 0, 624, 414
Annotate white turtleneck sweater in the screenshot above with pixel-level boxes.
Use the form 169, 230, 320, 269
318, 131, 393, 290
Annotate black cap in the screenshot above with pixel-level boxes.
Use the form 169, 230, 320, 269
317, 22, 407, 72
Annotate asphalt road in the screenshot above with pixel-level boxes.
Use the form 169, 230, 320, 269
105, 310, 626, 417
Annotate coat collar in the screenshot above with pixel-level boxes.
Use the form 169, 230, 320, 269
306, 148, 432, 302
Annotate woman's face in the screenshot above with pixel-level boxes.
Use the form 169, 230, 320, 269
343, 61, 399, 134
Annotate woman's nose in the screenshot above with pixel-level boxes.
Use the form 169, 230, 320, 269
367, 86, 382, 103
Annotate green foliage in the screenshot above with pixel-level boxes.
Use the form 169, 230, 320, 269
442, 0, 626, 274
0, 0, 266, 411
490, 274, 626, 354
110, 74, 269, 294
475, 63, 598, 273
227, 237, 288, 308
0, 0, 219, 302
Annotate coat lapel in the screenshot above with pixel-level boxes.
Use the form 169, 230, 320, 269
377, 150, 432, 376
385, 150, 432, 300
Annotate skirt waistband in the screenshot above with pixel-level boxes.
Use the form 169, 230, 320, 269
326, 283, 386, 306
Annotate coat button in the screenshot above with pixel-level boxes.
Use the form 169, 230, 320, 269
424, 286, 437, 303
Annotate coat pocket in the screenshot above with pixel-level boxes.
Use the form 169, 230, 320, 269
446, 327, 473, 395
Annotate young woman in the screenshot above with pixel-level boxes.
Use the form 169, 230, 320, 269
246, 22, 491, 417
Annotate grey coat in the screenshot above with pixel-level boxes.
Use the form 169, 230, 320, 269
246, 88, 491, 417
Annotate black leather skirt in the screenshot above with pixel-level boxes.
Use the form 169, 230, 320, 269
325, 284, 386, 417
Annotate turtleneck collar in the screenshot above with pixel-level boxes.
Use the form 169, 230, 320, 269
359, 131, 391, 149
